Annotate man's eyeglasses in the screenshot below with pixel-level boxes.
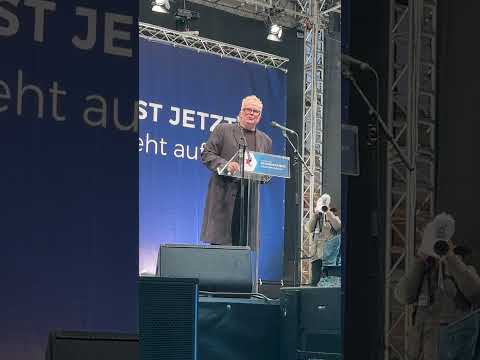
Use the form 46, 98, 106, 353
242, 108, 261, 115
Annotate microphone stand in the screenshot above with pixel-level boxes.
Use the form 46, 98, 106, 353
342, 65, 414, 171
238, 143, 247, 248
282, 130, 313, 287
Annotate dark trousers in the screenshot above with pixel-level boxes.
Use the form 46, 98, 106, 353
231, 182, 249, 247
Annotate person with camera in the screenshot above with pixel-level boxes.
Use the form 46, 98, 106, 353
394, 213, 480, 360
305, 193, 341, 286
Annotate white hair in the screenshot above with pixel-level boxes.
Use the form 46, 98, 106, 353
241, 95, 263, 111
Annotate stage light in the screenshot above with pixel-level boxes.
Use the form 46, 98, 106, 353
152, 0, 170, 14
267, 23, 283, 42
174, 7, 200, 32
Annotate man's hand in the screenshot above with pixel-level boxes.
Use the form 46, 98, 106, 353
227, 161, 241, 174
447, 239, 455, 255
325, 209, 335, 220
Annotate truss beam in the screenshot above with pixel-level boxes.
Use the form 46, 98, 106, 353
300, 0, 332, 285
188, 0, 340, 27
384, 0, 437, 359
139, 22, 289, 72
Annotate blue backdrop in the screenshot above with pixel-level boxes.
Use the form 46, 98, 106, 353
0, 1, 138, 359
139, 39, 287, 281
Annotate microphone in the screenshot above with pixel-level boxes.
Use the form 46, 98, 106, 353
237, 122, 247, 148
271, 121, 296, 135
341, 53, 371, 70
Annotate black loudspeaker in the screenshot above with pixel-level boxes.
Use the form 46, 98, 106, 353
156, 244, 254, 293
139, 276, 198, 360
280, 287, 342, 360
45, 331, 138, 360
259, 280, 282, 299
280, 288, 301, 360
198, 296, 280, 360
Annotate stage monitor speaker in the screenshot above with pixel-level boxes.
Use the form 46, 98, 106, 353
45, 331, 138, 360
139, 276, 198, 360
156, 244, 254, 293
198, 296, 280, 360
280, 287, 342, 360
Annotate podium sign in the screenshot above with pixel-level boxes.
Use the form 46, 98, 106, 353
219, 151, 290, 181
244, 152, 290, 179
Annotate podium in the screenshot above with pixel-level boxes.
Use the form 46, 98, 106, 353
218, 148, 290, 290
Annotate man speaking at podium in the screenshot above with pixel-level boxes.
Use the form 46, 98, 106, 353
200, 95, 272, 246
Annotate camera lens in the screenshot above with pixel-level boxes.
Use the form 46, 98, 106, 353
433, 240, 449, 256
321, 206, 329, 212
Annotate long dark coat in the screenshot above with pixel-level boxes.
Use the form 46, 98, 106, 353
200, 122, 272, 245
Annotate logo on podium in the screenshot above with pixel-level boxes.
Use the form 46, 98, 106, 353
244, 151, 258, 172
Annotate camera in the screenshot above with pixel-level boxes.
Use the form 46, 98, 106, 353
419, 213, 455, 258
433, 240, 450, 256
316, 193, 331, 214
432, 215, 453, 256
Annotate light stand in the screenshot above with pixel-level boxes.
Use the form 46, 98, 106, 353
283, 130, 313, 287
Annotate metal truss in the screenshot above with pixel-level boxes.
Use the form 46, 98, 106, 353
189, 0, 340, 28
188, 0, 312, 27
139, 22, 289, 72
300, 0, 339, 285
384, 0, 437, 359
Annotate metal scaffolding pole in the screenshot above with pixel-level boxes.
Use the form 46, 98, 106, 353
298, 0, 339, 286
300, 0, 326, 285
384, 0, 437, 359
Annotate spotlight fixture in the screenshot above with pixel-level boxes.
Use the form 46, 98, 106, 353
151, 0, 170, 14
175, 7, 200, 20
267, 23, 283, 42
174, 7, 200, 32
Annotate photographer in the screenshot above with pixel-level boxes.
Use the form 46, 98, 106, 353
305, 193, 341, 286
394, 213, 480, 360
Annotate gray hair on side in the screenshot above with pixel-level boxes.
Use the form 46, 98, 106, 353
241, 95, 263, 111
